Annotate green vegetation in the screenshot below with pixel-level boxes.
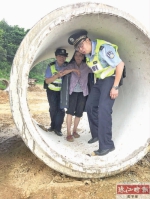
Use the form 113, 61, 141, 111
0, 81, 5, 90
0, 19, 55, 84
0, 19, 29, 80
29, 58, 55, 84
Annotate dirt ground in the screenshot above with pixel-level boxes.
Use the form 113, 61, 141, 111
0, 85, 149, 199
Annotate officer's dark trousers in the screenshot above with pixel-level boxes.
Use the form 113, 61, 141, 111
85, 76, 115, 150
46, 89, 65, 131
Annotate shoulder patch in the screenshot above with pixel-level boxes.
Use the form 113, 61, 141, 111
107, 51, 114, 59
49, 61, 55, 66
100, 46, 104, 51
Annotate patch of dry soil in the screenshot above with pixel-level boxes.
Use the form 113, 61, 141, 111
0, 86, 149, 199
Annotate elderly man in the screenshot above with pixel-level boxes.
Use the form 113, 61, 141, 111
68, 30, 124, 156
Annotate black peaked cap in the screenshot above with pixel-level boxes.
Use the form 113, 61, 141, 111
68, 30, 88, 47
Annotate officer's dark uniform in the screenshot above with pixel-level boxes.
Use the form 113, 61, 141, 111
68, 30, 125, 155
44, 49, 68, 136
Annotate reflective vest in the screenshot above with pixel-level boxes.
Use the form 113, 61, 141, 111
48, 64, 62, 91
86, 39, 119, 79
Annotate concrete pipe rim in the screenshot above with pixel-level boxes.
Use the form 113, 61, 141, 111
9, 2, 150, 178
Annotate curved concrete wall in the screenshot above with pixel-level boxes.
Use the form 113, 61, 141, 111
9, 3, 150, 178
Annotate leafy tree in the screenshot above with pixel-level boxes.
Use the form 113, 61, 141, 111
0, 19, 60, 85
0, 19, 29, 79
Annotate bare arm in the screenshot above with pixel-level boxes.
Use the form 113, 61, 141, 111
110, 61, 124, 99
45, 71, 64, 84
45, 69, 80, 84
113, 61, 124, 87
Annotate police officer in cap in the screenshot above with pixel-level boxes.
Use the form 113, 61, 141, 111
68, 30, 124, 156
44, 48, 68, 136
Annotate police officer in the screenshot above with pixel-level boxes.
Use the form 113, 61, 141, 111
68, 30, 124, 156
45, 48, 68, 136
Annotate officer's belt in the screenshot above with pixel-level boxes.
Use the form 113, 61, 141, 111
51, 82, 61, 87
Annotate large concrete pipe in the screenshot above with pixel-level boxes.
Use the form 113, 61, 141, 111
9, 2, 150, 178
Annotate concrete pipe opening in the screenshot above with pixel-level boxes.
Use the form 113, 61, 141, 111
0, 79, 9, 91
9, 2, 150, 178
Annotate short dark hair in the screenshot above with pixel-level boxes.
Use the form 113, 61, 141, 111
69, 51, 86, 64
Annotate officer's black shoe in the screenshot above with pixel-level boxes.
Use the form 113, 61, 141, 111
54, 130, 63, 136
88, 137, 98, 144
94, 147, 115, 156
48, 127, 55, 132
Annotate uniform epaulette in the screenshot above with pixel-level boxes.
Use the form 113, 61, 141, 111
100, 46, 104, 51
48, 61, 55, 66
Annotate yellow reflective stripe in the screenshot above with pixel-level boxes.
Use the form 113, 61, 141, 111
49, 64, 62, 90
53, 78, 62, 84
48, 84, 61, 91
86, 39, 118, 79
100, 67, 115, 79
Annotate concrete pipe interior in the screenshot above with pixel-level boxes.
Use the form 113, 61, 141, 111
9, 2, 150, 178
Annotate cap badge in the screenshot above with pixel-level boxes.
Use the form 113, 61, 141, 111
70, 38, 74, 43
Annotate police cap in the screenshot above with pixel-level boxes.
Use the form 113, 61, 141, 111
55, 48, 68, 57
68, 30, 88, 48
